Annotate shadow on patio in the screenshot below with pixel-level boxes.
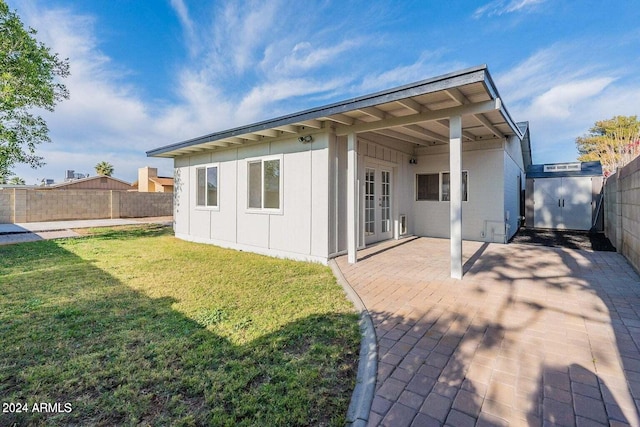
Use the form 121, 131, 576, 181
336, 237, 640, 426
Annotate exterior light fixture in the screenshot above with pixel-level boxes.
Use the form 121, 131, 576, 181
298, 135, 313, 143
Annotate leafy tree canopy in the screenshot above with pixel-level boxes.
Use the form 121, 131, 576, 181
95, 161, 114, 176
576, 115, 640, 175
0, 0, 69, 178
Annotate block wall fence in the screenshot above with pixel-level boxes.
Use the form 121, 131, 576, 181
605, 156, 640, 272
0, 189, 173, 223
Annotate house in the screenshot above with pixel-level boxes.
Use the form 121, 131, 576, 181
41, 175, 132, 190
133, 167, 174, 192
148, 65, 531, 278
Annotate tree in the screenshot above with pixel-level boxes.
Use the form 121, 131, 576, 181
576, 115, 640, 176
7, 175, 24, 185
0, 1, 69, 179
95, 161, 114, 176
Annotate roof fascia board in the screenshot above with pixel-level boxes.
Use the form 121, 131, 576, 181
147, 65, 490, 157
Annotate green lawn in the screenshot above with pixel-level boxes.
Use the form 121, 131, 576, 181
0, 225, 360, 426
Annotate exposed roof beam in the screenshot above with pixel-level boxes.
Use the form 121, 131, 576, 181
402, 125, 449, 144
203, 141, 229, 148
325, 113, 355, 125
373, 129, 431, 146
240, 133, 261, 141
474, 114, 504, 139
336, 99, 501, 136
273, 125, 299, 133
359, 106, 387, 120
462, 131, 476, 141
297, 119, 322, 129
445, 88, 469, 105
221, 137, 246, 145
395, 98, 423, 113
253, 129, 279, 138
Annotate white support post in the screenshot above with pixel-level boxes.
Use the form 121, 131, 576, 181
450, 115, 463, 279
347, 133, 358, 263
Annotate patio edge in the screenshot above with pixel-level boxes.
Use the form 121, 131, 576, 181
329, 259, 378, 427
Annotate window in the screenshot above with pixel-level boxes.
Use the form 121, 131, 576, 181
416, 171, 468, 202
247, 157, 281, 211
196, 165, 218, 207
441, 171, 468, 202
416, 174, 439, 201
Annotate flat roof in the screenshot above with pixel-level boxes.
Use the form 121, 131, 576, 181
148, 65, 524, 158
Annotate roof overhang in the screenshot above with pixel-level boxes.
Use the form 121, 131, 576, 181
147, 65, 524, 158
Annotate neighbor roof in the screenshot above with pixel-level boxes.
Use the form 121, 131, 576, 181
148, 65, 523, 158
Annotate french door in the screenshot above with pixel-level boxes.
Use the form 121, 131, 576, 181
364, 166, 393, 244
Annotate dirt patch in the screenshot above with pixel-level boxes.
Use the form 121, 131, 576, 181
510, 228, 616, 252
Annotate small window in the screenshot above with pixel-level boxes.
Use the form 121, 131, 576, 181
196, 165, 218, 208
247, 157, 281, 211
441, 171, 468, 202
416, 174, 439, 201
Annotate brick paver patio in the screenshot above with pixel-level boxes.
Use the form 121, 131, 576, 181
336, 237, 640, 426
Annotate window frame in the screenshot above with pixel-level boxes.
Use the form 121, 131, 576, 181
246, 155, 283, 214
441, 170, 468, 202
415, 171, 469, 202
195, 163, 220, 210
415, 173, 440, 201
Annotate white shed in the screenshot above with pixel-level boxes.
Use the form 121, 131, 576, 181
525, 161, 603, 231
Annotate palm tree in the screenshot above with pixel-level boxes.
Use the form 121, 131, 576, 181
8, 176, 26, 185
95, 161, 114, 176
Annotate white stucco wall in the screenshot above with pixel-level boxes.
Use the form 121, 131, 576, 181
173, 135, 330, 263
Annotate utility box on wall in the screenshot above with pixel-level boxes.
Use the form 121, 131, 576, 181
525, 161, 603, 231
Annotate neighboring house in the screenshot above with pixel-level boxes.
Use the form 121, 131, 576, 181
41, 175, 131, 190
148, 65, 531, 278
133, 167, 174, 192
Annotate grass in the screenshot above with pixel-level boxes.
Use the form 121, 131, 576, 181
0, 225, 360, 426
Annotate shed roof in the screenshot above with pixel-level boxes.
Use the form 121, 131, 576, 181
526, 161, 603, 178
147, 65, 524, 159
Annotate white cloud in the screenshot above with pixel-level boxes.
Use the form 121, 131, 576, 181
527, 77, 614, 120
473, 0, 547, 18
358, 51, 466, 93
169, 0, 198, 57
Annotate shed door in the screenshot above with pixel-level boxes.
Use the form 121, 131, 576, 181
561, 177, 592, 230
533, 178, 563, 229
533, 177, 592, 230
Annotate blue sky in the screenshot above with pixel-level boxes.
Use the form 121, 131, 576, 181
7, 0, 640, 184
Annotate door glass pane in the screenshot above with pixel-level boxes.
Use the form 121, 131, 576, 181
196, 168, 206, 206
263, 160, 280, 209
248, 162, 262, 208
365, 168, 375, 236
206, 167, 218, 207
381, 170, 390, 233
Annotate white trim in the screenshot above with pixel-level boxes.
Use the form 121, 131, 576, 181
195, 163, 220, 211
174, 232, 328, 264
245, 154, 284, 215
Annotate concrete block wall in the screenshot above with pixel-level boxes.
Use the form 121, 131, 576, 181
0, 190, 14, 223
119, 192, 173, 218
0, 189, 173, 223
605, 155, 640, 272
26, 189, 112, 221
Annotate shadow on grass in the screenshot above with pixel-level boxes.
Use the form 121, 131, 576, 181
0, 236, 359, 427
